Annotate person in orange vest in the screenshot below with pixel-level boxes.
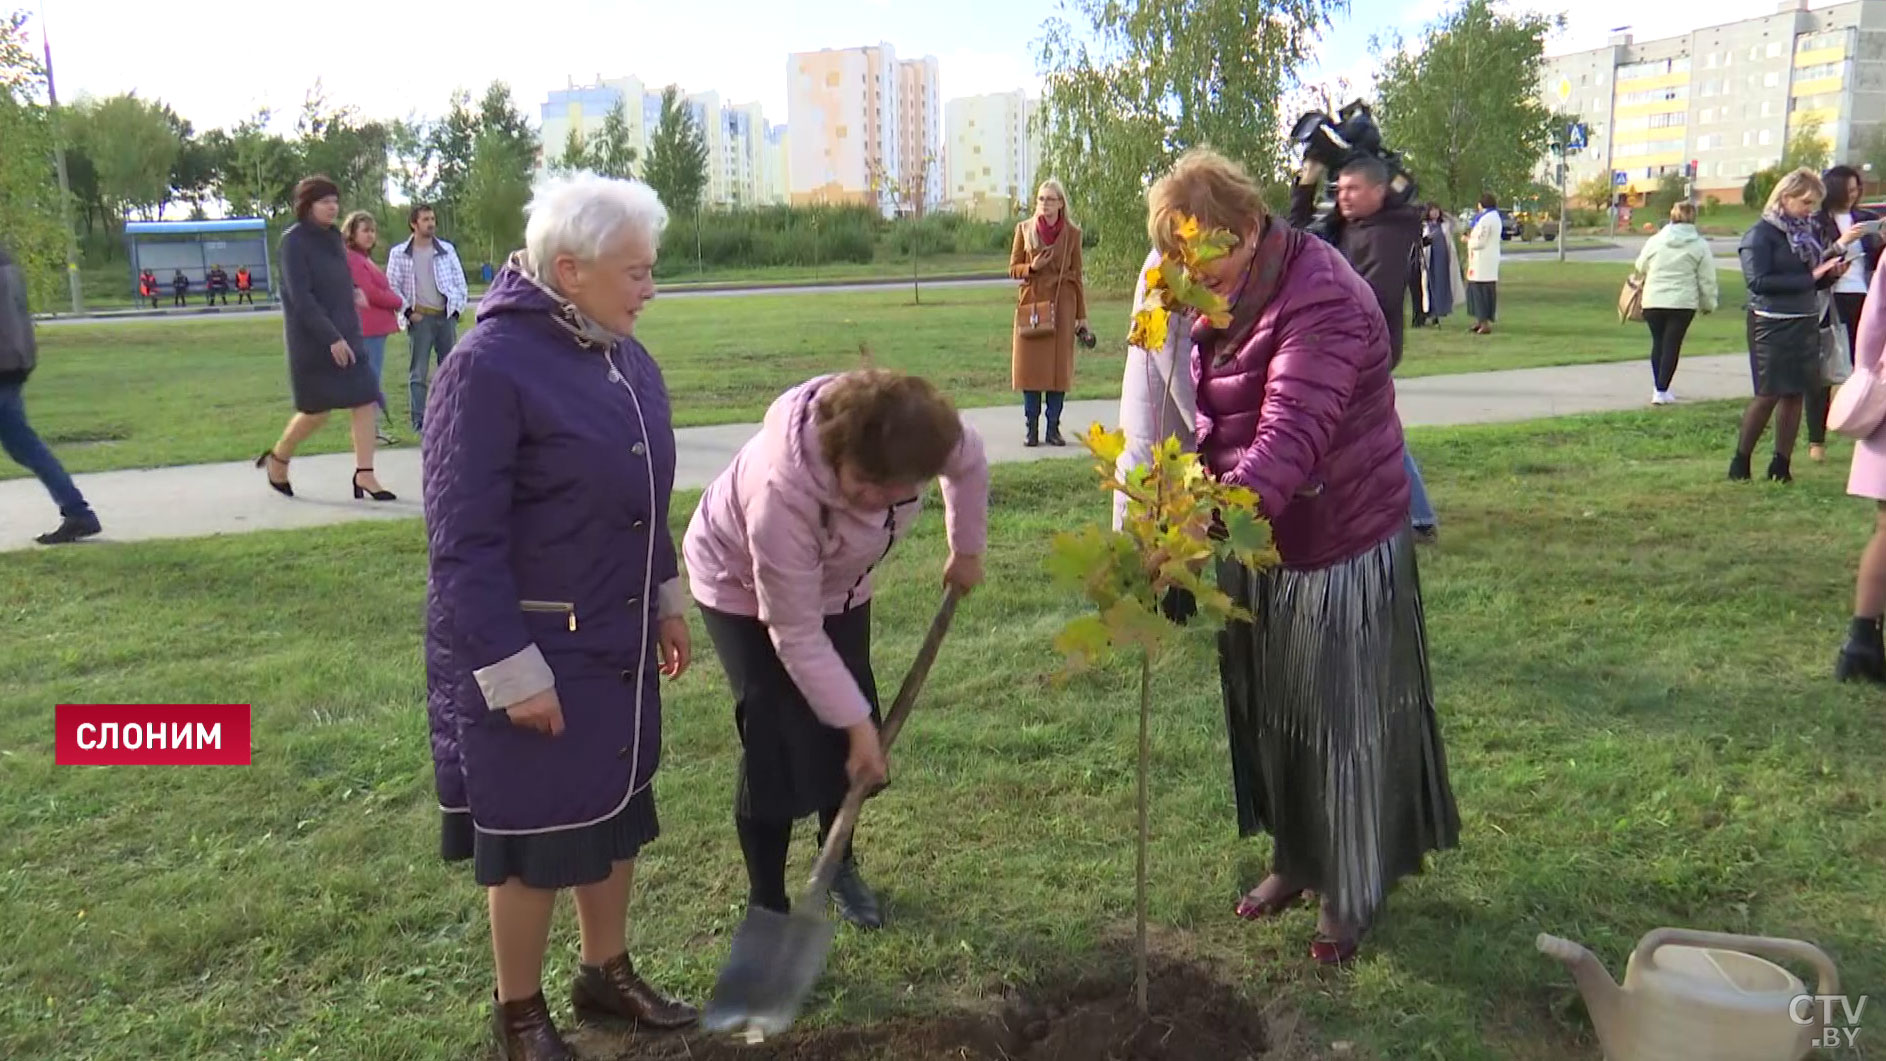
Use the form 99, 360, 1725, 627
235, 266, 255, 305
138, 269, 158, 308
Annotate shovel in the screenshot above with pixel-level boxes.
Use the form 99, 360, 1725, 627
700, 585, 963, 1041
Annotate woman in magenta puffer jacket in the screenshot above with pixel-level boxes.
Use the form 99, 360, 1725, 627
1149, 150, 1459, 964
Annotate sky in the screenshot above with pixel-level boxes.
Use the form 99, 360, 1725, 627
22, 0, 1845, 135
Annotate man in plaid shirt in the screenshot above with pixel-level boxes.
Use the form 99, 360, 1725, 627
386, 203, 470, 432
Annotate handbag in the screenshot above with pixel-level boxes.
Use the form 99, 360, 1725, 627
1015, 230, 1069, 341
1618, 273, 1645, 323
1821, 307, 1854, 386
1830, 365, 1886, 440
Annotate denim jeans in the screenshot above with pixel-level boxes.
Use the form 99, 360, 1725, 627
407, 314, 458, 430
360, 334, 389, 422
1405, 447, 1436, 530
1022, 390, 1066, 426
0, 380, 92, 519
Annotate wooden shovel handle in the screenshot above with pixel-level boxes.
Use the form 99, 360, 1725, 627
798, 586, 962, 906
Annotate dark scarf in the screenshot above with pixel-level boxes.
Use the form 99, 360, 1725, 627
1193, 217, 1303, 367
1036, 213, 1065, 246
1765, 209, 1823, 268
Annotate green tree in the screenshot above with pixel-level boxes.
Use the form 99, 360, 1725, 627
1644, 172, 1687, 219
552, 125, 587, 174
69, 93, 181, 223
1782, 115, 1830, 172
295, 80, 390, 213
218, 109, 298, 219
0, 9, 66, 308
1575, 173, 1615, 209
461, 126, 533, 263
642, 85, 708, 216
421, 90, 480, 228
1034, 0, 1343, 282
1744, 166, 1782, 210
168, 116, 225, 216
585, 99, 638, 179
1371, 0, 1564, 211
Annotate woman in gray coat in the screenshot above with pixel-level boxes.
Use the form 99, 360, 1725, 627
253, 175, 396, 501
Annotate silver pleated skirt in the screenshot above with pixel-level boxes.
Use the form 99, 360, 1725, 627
1216, 527, 1461, 928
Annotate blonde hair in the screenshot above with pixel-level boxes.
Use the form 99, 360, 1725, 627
1146, 149, 1269, 260
1670, 201, 1697, 224
1766, 167, 1825, 215
1035, 178, 1072, 224
342, 211, 378, 252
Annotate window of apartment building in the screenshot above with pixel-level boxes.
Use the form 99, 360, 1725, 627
1769, 41, 1784, 58
1761, 99, 1776, 117
1760, 128, 1773, 145
1614, 137, 1686, 158
1699, 79, 1718, 96
1763, 71, 1781, 87
1795, 62, 1842, 81
1618, 85, 1689, 105
1744, 130, 1755, 147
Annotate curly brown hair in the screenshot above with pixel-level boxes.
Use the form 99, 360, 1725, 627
815, 370, 962, 485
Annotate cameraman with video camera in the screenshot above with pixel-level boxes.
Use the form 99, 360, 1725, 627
1288, 109, 1438, 543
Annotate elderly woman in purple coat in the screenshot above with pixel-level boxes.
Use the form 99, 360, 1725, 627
422, 173, 697, 1061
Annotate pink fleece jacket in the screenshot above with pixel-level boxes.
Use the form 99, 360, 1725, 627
683, 374, 989, 728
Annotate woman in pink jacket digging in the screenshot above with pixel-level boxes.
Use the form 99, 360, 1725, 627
1149, 149, 1460, 964
682, 369, 989, 928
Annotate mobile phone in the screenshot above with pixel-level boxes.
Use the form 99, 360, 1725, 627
1860, 219, 1884, 236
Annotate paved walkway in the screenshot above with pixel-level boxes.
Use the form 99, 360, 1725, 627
0, 354, 1751, 552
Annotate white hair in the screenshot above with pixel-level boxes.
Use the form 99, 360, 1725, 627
524, 172, 669, 269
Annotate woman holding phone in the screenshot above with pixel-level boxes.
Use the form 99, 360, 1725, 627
1731, 168, 1848, 483
1809, 164, 1885, 461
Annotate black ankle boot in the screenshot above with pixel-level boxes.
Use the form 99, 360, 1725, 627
1729, 453, 1752, 481
1045, 423, 1066, 447
1024, 420, 1040, 448
1836, 617, 1886, 684
1767, 453, 1792, 483
831, 859, 883, 929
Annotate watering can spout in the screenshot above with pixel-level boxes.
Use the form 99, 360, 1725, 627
1538, 934, 1626, 1048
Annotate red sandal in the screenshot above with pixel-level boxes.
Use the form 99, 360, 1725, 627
1234, 882, 1306, 921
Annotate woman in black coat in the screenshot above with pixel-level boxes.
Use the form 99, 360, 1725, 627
1732, 168, 1849, 483
254, 176, 396, 502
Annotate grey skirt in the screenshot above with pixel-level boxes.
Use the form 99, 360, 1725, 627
441, 786, 659, 889
1216, 527, 1461, 928
1465, 281, 1497, 322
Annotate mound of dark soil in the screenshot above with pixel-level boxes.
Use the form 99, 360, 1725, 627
572, 957, 1272, 1061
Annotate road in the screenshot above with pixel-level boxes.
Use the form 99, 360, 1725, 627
1, 354, 1757, 552
33, 236, 1742, 328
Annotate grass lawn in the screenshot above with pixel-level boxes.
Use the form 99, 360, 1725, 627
9, 261, 1747, 481
3, 401, 1880, 1059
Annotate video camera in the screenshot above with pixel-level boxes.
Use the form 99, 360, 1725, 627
1288, 100, 1418, 240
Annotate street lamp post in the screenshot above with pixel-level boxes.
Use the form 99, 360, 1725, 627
38, 2, 84, 314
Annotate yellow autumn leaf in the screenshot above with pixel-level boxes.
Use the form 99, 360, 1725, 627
1078, 423, 1127, 464
1128, 306, 1169, 352
1176, 215, 1202, 243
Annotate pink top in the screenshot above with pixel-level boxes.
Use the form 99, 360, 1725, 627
683, 375, 989, 727
347, 248, 403, 338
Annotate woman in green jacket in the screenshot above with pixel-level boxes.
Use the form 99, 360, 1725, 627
1635, 201, 1720, 406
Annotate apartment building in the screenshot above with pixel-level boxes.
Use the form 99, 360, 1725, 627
1539, 0, 1886, 203
943, 90, 1040, 221
787, 43, 944, 214
898, 57, 944, 212
538, 77, 786, 207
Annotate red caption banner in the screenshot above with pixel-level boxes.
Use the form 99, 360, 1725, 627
55, 705, 252, 766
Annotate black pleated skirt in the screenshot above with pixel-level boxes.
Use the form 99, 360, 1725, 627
1746, 311, 1819, 397
1216, 528, 1461, 928
699, 603, 880, 824
440, 786, 659, 890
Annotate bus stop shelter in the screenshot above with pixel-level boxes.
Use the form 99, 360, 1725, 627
124, 219, 273, 300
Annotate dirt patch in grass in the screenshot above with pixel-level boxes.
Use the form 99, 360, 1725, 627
572, 954, 1289, 1060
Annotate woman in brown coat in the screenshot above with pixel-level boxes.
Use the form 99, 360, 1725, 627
1010, 179, 1088, 447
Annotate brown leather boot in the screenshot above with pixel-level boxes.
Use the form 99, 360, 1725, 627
571, 953, 699, 1030
491, 991, 573, 1061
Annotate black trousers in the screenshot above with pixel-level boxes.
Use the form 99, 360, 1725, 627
1807, 291, 1867, 445
1644, 308, 1695, 392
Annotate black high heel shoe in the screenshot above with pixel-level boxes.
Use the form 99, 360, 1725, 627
352, 468, 396, 502
255, 449, 292, 496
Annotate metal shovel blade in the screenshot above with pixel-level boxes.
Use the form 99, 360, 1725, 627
700, 904, 837, 1039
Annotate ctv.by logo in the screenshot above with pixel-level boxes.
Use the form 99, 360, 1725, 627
1793, 994, 1868, 1050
